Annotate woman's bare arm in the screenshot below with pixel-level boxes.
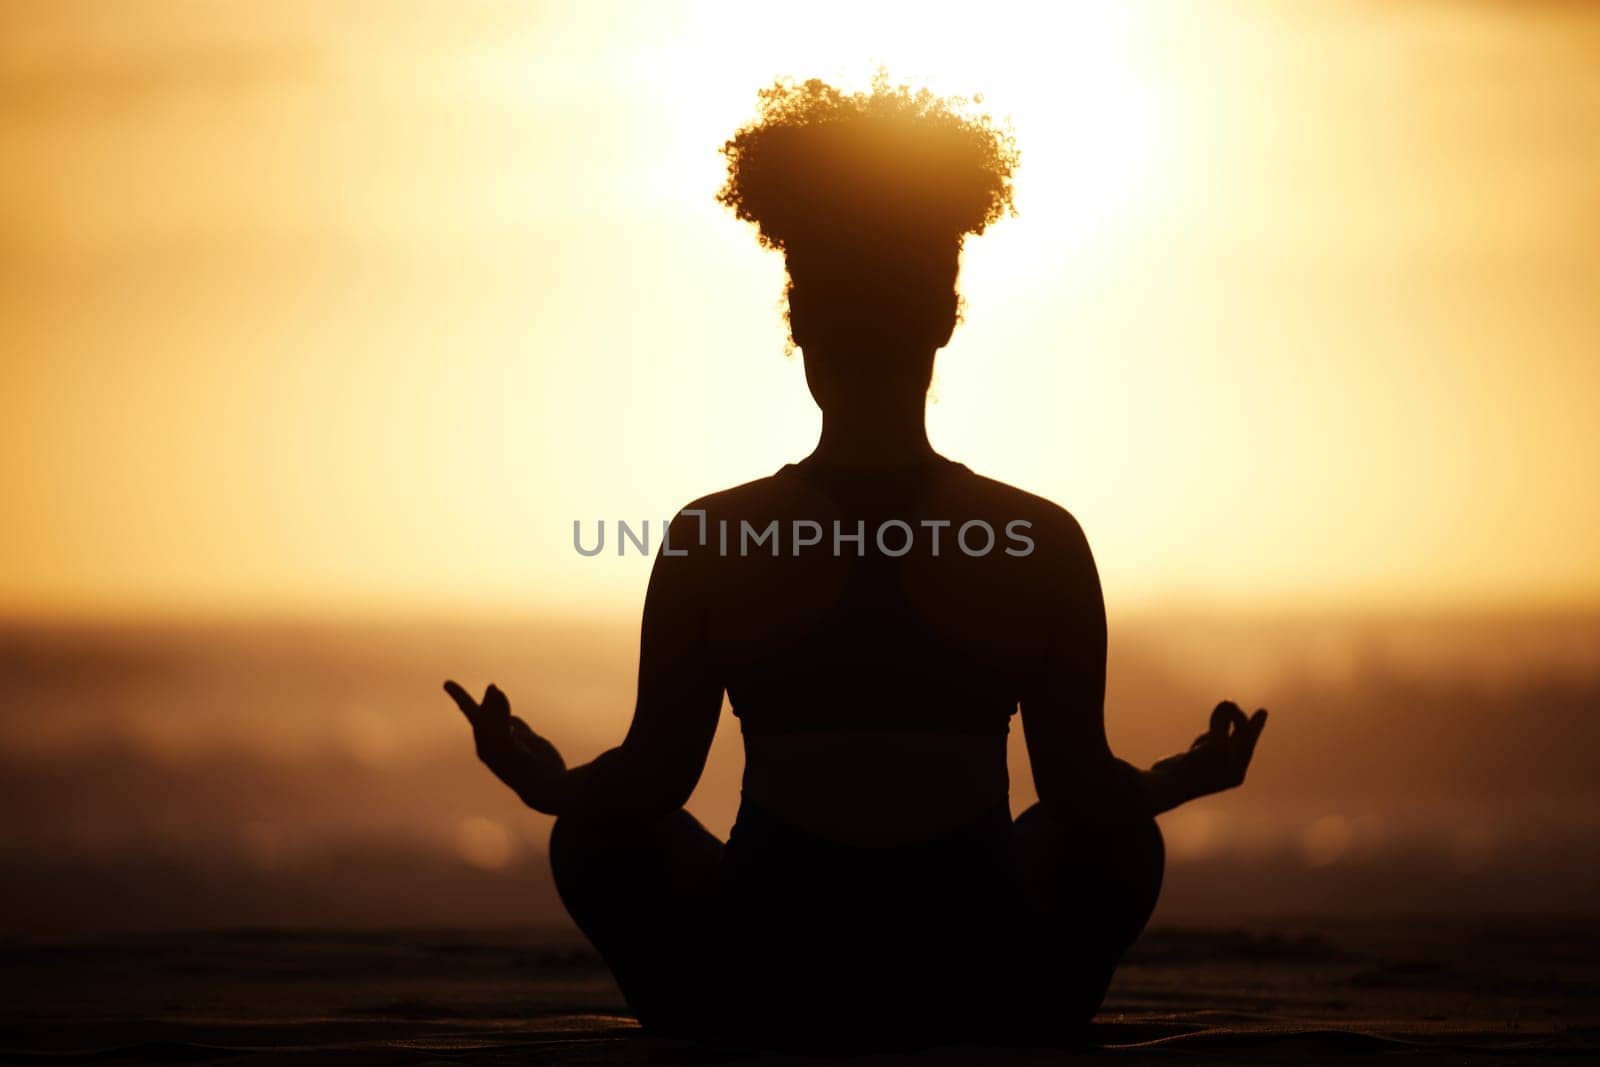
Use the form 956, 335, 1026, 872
1018, 509, 1147, 819
1018, 510, 1267, 821
446, 510, 723, 819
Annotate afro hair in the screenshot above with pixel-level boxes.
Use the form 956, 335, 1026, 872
717, 72, 1019, 256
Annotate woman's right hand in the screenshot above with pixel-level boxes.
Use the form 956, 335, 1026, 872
444, 680, 568, 814
1150, 701, 1268, 804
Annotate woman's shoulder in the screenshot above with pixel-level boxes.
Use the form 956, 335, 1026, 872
659, 468, 814, 555
672, 467, 801, 521
664, 460, 1096, 565
938, 463, 1093, 552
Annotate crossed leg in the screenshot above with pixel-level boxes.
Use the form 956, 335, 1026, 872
547, 808, 724, 1034
548, 801, 1164, 1042
1009, 802, 1166, 1028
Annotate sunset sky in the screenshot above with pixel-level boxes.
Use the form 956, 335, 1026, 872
3, 0, 1597, 620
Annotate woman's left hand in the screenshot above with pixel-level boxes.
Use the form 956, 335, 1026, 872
444, 680, 568, 814
1150, 700, 1268, 803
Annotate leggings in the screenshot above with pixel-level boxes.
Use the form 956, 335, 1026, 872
549, 795, 1164, 1049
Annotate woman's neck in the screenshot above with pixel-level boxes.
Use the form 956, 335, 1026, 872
807, 403, 936, 469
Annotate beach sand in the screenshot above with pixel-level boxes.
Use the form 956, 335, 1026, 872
2, 919, 1596, 1064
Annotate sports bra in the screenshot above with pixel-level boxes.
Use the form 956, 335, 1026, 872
725, 454, 1019, 738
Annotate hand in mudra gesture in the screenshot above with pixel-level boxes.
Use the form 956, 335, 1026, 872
1152, 700, 1268, 803
444, 681, 567, 814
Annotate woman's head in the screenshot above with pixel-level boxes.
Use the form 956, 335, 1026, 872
719, 75, 1018, 411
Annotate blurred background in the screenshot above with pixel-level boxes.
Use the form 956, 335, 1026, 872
1, 1, 1596, 938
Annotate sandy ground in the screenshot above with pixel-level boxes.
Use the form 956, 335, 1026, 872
1, 919, 1596, 1064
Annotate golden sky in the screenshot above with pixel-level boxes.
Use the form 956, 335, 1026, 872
2, 0, 1597, 619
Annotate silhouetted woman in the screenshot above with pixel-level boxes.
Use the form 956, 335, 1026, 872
445, 77, 1267, 1050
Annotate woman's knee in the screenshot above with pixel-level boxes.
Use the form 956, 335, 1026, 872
548, 811, 662, 940
1127, 813, 1165, 909
549, 807, 720, 897
1014, 801, 1165, 907
547, 812, 591, 894
548, 810, 634, 894
1123, 810, 1164, 876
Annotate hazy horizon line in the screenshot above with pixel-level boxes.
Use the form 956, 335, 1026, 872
5, 594, 1600, 630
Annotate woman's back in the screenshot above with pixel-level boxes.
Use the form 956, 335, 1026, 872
690, 451, 1081, 843
654, 453, 1105, 1042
